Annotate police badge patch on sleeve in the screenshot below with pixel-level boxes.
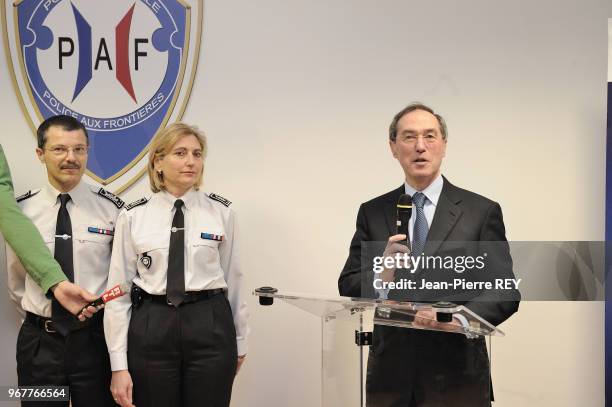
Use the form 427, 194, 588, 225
208, 193, 231, 207
140, 252, 152, 269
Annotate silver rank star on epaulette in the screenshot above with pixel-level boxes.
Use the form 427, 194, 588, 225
16, 189, 40, 203
126, 197, 149, 211
208, 193, 231, 207
97, 188, 125, 209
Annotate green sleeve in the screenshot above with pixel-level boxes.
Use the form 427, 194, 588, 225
0, 145, 66, 293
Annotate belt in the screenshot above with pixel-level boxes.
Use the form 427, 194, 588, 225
25, 311, 103, 334
142, 288, 225, 306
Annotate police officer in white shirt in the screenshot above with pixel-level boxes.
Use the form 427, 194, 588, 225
105, 123, 249, 407
6, 115, 122, 407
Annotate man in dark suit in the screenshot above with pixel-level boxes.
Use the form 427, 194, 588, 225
338, 103, 520, 406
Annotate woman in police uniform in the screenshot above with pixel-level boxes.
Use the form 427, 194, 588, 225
104, 123, 249, 407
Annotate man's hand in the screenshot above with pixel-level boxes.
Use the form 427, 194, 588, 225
50, 281, 99, 321
111, 370, 135, 407
236, 355, 246, 375
381, 234, 410, 282
413, 309, 462, 332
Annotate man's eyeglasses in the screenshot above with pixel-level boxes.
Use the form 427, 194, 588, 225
45, 145, 89, 157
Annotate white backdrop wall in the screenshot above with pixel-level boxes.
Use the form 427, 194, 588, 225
0, 0, 609, 406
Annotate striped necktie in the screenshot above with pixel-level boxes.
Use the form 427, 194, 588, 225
411, 192, 429, 256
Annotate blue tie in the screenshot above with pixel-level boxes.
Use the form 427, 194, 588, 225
412, 192, 429, 256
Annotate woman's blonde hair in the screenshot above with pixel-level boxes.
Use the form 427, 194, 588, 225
147, 122, 207, 192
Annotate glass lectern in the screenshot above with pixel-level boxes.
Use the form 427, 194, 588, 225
254, 287, 504, 407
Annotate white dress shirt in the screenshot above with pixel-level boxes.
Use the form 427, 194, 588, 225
6, 181, 123, 317
104, 189, 250, 371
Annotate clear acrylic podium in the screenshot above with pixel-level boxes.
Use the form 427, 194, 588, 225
254, 287, 504, 407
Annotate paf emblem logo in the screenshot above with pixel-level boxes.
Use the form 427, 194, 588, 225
2, 0, 203, 192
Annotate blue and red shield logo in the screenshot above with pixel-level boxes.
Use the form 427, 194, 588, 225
3, 0, 202, 192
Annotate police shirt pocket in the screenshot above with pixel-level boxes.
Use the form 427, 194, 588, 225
193, 231, 223, 248
133, 234, 169, 272
40, 228, 55, 250
134, 233, 169, 253
73, 225, 114, 278
41, 228, 55, 244
192, 230, 222, 270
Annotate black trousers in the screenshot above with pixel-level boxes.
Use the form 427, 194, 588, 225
366, 326, 491, 407
128, 292, 238, 407
16, 312, 116, 407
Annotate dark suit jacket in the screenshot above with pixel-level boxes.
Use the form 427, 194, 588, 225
338, 177, 520, 406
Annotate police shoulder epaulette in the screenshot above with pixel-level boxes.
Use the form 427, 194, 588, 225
126, 197, 149, 211
16, 189, 40, 203
96, 188, 125, 209
207, 193, 231, 207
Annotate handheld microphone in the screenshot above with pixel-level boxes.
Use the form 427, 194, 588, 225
81, 282, 131, 312
396, 194, 412, 248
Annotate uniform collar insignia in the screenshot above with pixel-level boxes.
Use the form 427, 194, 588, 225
126, 197, 149, 211
16, 189, 40, 202
97, 188, 125, 209
207, 192, 231, 207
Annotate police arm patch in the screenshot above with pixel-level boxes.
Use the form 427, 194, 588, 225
126, 197, 149, 211
16, 189, 40, 203
208, 193, 231, 207
97, 188, 125, 209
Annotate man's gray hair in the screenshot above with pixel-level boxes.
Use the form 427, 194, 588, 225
388, 102, 448, 142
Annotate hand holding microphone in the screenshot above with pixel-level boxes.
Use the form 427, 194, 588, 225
396, 194, 412, 246
78, 282, 131, 319
379, 194, 413, 282
381, 234, 410, 282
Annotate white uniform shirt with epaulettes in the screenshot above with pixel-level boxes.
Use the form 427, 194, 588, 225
6, 181, 124, 317
104, 189, 249, 371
